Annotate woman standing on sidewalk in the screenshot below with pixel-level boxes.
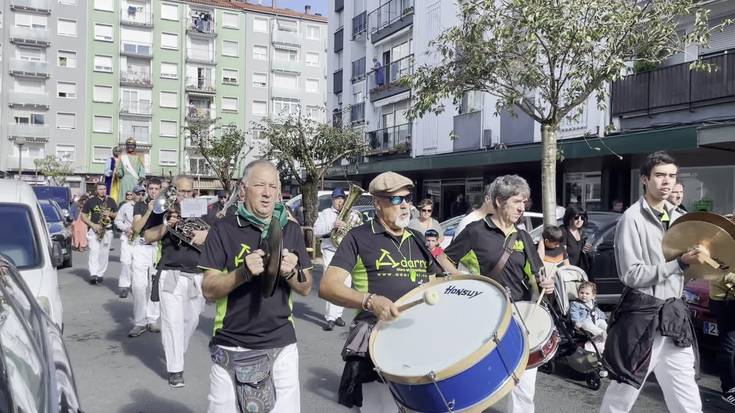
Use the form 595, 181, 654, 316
71, 194, 89, 251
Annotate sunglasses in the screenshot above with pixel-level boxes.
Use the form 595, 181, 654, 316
574, 215, 586, 220
421, 208, 432, 213
384, 194, 413, 205
125, 193, 133, 196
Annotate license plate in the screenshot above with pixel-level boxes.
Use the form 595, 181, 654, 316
704, 320, 719, 336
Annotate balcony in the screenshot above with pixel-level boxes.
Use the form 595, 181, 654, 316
187, 15, 216, 37
186, 107, 213, 122
120, 71, 152, 87
8, 124, 50, 140
120, 43, 153, 59
272, 59, 301, 74
9, 59, 49, 78
272, 29, 301, 48
367, 54, 413, 102
186, 48, 216, 65
350, 102, 365, 125
333, 69, 343, 94
368, 0, 413, 44
612, 51, 735, 118
352, 12, 367, 40
9, 91, 50, 109
120, 101, 152, 116
9, 26, 51, 47
121, 6, 153, 27
10, 0, 50, 13
185, 76, 216, 94
366, 123, 412, 156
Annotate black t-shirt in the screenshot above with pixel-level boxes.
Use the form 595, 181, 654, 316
330, 220, 439, 320
82, 196, 118, 225
562, 225, 589, 271
198, 214, 312, 349
444, 217, 538, 302
136, 201, 165, 229
156, 203, 204, 273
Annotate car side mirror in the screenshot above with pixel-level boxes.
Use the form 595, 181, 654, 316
51, 241, 64, 268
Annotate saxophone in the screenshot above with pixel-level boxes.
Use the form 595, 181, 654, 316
330, 184, 366, 247
96, 206, 113, 240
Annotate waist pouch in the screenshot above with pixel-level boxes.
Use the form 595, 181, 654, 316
210, 345, 282, 413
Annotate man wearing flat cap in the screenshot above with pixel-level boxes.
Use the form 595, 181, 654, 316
320, 171, 441, 412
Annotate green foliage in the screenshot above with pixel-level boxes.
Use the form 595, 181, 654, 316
34, 155, 74, 185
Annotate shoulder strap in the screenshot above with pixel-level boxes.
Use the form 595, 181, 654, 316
489, 232, 518, 279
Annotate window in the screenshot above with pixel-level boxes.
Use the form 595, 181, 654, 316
222, 40, 238, 57
159, 149, 177, 166
253, 17, 268, 33
273, 73, 298, 89
160, 62, 178, 79
189, 157, 211, 176
93, 116, 112, 133
253, 45, 267, 60
92, 146, 111, 163
306, 25, 321, 39
161, 33, 178, 49
273, 97, 299, 115
17, 47, 44, 61
306, 78, 320, 93
56, 145, 75, 162
57, 82, 76, 98
160, 120, 177, 137
159, 91, 177, 108
223, 12, 239, 29
252, 100, 267, 115
15, 13, 47, 29
277, 19, 297, 32
306, 105, 322, 119
93, 55, 113, 72
222, 69, 238, 84
161, 3, 178, 20
56, 113, 76, 129
94, 24, 113, 41
57, 19, 76, 36
93, 85, 112, 103
306, 52, 319, 67
252, 72, 267, 88
222, 97, 238, 112
121, 119, 150, 143
57, 50, 76, 68
94, 0, 113, 11
13, 112, 45, 125
274, 48, 298, 62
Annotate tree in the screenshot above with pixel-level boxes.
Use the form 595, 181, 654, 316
255, 107, 367, 228
34, 155, 74, 185
185, 118, 253, 193
408, 0, 729, 225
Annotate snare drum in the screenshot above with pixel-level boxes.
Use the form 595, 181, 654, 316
512, 301, 560, 369
369, 275, 528, 413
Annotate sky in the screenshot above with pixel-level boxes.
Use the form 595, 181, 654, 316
258, 0, 328, 15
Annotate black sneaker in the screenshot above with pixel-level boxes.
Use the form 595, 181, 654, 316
89, 276, 102, 285
334, 317, 346, 327
118, 287, 130, 298
168, 372, 185, 388
323, 320, 335, 331
723, 390, 735, 407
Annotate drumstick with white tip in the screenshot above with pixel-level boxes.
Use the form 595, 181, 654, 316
527, 273, 549, 320
397, 290, 440, 312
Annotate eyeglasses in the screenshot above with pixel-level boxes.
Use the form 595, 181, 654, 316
421, 209, 432, 213
574, 215, 586, 221
384, 194, 413, 205
125, 193, 133, 196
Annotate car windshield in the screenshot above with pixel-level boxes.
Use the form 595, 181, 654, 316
0, 205, 42, 269
40, 204, 61, 223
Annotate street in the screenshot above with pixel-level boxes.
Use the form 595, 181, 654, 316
59, 237, 731, 413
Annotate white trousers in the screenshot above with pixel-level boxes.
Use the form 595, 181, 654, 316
160, 270, 204, 373
322, 249, 352, 322
600, 335, 701, 413
86, 229, 112, 277
131, 244, 159, 326
207, 343, 300, 413
481, 367, 537, 413
360, 381, 401, 413
118, 235, 133, 288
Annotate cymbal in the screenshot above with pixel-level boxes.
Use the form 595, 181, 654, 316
663, 220, 735, 280
262, 217, 283, 298
672, 211, 735, 239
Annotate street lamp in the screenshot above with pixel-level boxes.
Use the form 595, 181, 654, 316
15, 137, 27, 181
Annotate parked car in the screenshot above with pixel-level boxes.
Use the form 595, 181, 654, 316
683, 279, 719, 351
440, 212, 545, 249
286, 190, 373, 225
0, 180, 64, 328
39, 199, 73, 268
0, 256, 82, 412
32, 186, 73, 218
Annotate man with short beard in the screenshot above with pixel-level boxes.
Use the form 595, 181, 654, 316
319, 171, 441, 412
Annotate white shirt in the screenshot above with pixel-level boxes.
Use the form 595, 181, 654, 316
314, 207, 339, 252
114, 202, 135, 235
455, 209, 487, 238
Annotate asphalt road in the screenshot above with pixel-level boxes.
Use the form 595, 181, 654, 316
59, 238, 732, 412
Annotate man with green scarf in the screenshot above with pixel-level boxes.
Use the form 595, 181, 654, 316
199, 160, 312, 413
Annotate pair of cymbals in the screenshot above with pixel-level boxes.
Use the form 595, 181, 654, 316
662, 212, 735, 280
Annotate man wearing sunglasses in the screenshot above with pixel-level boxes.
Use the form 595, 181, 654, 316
320, 171, 441, 411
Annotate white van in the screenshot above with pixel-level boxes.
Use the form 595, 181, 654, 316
0, 180, 64, 327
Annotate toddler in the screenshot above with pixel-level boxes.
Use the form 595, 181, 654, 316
570, 281, 608, 351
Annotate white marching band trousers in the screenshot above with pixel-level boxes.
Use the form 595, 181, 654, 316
86, 229, 112, 277
131, 243, 160, 326
159, 270, 204, 373
322, 249, 352, 322
207, 343, 300, 413
118, 234, 133, 288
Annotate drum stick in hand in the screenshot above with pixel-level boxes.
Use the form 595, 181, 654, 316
397, 290, 440, 313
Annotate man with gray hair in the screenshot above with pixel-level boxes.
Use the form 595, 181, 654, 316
437, 174, 554, 413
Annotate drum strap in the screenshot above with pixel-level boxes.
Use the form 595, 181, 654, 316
490, 232, 518, 279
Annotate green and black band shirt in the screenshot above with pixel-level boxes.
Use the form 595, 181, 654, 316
444, 217, 536, 302
197, 214, 313, 350
329, 220, 439, 319
82, 196, 118, 225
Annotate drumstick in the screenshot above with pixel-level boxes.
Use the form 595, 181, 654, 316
397, 290, 439, 312
526, 290, 545, 320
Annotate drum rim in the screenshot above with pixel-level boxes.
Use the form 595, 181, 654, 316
526, 329, 560, 369
513, 301, 555, 351
369, 274, 514, 385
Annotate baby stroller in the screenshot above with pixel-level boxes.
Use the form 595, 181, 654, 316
538, 265, 608, 390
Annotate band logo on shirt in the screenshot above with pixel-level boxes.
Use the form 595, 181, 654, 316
375, 249, 428, 282
234, 243, 252, 267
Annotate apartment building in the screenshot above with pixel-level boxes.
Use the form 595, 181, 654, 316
0, 0, 87, 190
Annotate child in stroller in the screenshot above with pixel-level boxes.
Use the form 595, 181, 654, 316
570, 281, 607, 352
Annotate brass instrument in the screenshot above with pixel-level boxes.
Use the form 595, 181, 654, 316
662, 212, 735, 280
95, 206, 113, 240
155, 186, 210, 251
331, 184, 366, 247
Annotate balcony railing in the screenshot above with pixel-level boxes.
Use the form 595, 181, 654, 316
120, 43, 153, 58
367, 54, 413, 102
120, 101, 152, 116
121, 6, 153, 26
186, 107, 213, 121
120, 71, 152, 87
612, 51, 735, 116
187, 14, 215, 36
9, 26, 50, 46
8, 124, 50, 139
186, 48, 216, 64
9, 91, 49, 108
120, 128, 150, 143
350, 102, 365, 124
185, 76, 216, 93
272, 29, 301, 47
10, 0, 50, 12
352, 12, 367, 40
272, 59, 302, 74
368, 0, 413, 43
366, 123, 412, 155
9, 59, 49, 77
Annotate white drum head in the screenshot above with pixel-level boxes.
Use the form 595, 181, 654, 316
512, 301, 553, 350
371, 277, 508, 378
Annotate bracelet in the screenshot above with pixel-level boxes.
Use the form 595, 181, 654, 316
366, 294, 376, 312
361, 293, 370, 311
